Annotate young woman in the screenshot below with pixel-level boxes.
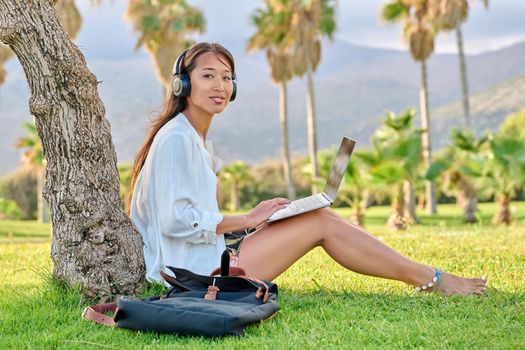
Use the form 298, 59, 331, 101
130, 42, 487, 295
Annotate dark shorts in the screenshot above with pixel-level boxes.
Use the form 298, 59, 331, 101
224, 228, 257, 254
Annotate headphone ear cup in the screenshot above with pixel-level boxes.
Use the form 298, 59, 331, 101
172, 74, 191, 97
172, 75, 183, 97
230, 81, 237, 102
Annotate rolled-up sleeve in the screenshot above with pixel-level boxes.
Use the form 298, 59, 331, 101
152, 133, 223, 244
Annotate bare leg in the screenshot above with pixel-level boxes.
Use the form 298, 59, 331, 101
236, 208, 487, 295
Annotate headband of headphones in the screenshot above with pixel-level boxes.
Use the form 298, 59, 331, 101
171, 48, 237, 101
172, 48, 189, 76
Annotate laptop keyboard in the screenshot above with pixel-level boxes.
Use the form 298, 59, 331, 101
289, 194, 329, 212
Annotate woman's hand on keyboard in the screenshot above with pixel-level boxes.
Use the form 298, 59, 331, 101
246, 197, 291, 228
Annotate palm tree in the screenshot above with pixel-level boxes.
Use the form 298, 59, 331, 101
333, 151, 373, 226
316, 144, 374, 226
426, 129, 487, 223
382, 0, 438, 215
479, 133, 525, 225
248, 0, 337, 198
126, 0, 205, 95
220, 161, 251, 212
373, 109, 423, 227
248, 1, 297, 200
353, 109, 424, 230
430, 0, 489, 129
288, 0, 337, 195
0, 43, 13, 87
14, 121, 49, 223
358, 145, 408, 230
343, 156, 371, 227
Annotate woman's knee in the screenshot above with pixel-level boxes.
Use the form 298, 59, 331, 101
315, 207, 344, 222
305, 207, 345, 242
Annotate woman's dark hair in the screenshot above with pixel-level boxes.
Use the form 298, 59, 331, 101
129, 42, 235, 205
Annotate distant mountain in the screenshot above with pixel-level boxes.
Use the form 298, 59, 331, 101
432, 72, 525, 146
1, 40, 525, 176
208, 40, 525, 163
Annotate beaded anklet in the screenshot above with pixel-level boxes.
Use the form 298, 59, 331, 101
415, 269, 442, 292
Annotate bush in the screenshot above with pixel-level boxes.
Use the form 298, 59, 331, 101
0, 197, 23, 220
500, 106, 525, 140
0, 167, 37, 219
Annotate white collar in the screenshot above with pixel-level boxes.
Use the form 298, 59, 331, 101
178, 113, 223, 173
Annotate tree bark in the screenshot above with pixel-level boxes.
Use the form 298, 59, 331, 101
351, 205, 364, 227
305, 59, 319, 195
456, 26, 470, 129
458, 189, 477, 224
387, 184, 406, 231
449, 171, 478, 223
279, 80, 296, 200
492, 195, 512, 225
420, 60, 437, 214
0, 0, 145, 297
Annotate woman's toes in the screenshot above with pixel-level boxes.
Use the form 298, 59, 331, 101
470, 279, 487, 294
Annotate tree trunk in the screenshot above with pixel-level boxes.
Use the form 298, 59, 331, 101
455, 174, 478, 223
305, 59, 319, 195
0, 0, 145, 297
403, 180, 420, 224
492, 195, 512, 225
279, 80, 296, 200
456, 26, 470, 129
387, 184, 406, 230
351, 199, 364, 227
420, 60, 437, 215
360, 189, 372, 209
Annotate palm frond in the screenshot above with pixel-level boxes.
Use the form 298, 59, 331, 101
381, 1, 408, 22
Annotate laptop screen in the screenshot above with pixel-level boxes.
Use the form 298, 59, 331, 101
323, 137, 356, 201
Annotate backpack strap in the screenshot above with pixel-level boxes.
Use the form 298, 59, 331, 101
209, 248, 247, 277
209, 266, 247, 277
82, 302, 117, 326
241, 276, 270, 303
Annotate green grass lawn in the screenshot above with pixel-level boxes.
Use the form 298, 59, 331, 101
0, 203, 524, 349
0, 219, 51, 242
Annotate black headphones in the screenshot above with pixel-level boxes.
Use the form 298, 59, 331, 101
171, 48, 237, 102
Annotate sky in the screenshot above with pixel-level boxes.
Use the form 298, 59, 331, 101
73, 0, 525, 63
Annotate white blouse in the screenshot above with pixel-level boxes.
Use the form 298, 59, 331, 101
130, 113, 225, 283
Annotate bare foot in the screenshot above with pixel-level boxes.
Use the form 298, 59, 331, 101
432, 271, 487, 296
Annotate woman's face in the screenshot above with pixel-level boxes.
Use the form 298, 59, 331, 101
187, 51, 234, 116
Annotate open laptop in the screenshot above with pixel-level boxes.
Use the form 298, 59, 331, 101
267, 137, 356, 223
